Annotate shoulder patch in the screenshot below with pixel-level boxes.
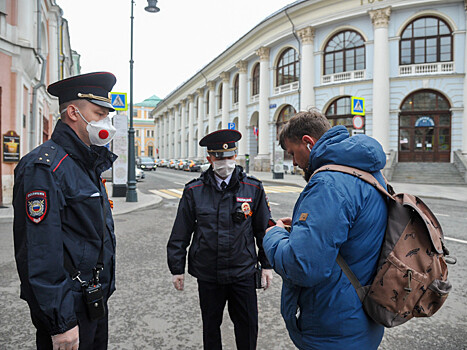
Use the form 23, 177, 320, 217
299, 213, 308, 221
33, 145, 58, 167
26, 190, 48, 224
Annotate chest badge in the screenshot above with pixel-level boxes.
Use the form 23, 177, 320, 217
26, 190, 48, 224
241, 202, 253, 217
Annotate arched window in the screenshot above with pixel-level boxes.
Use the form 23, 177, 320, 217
400, 17, 453, 65
252, 63, 260, 96
233, 75, 239, 103
276, 105, 296, 161
325, 96, 357, 134
218, 84, 223, 110
276, 48, 299, 87
324, 30, 365, 75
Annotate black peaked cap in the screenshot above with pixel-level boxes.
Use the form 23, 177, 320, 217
199, 129, 242, 158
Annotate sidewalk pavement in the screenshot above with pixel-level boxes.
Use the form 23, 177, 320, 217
247, 170, 467, 203
1, 171, 466, 223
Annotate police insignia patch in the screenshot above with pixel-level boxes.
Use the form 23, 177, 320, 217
26, 190, 48, 224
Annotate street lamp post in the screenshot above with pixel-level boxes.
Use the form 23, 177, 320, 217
127, 0, 160, 202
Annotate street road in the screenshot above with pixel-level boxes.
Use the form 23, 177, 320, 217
1, 167, 466, 348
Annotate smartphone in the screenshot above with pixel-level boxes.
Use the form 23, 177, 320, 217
268, 218, 276, 227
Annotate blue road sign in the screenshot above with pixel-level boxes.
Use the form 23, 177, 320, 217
351, 96, 365, 116
228, 122, 235, 130
110, 92, 128, 111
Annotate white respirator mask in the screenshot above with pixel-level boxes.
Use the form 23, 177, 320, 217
71, 108, 116, 146
213, 158, 236, 178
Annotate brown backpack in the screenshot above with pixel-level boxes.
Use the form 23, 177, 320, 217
312, 164, 457, 328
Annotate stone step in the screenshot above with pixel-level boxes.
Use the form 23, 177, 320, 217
391, 162, 466, 184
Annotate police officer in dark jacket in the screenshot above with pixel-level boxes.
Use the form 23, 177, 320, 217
167, 129, 273, 350
13, 72, 118, 350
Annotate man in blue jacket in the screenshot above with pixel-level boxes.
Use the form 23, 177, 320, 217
13, 72, 118, 350
263, 110, 387, 349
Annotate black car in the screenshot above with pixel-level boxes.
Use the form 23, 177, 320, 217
136, 156, 156, 171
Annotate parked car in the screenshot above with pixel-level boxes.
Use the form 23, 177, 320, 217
135, 166, 145, 181
158, 159, 168, 167
283, 160, 296, 174
184, 159, 202, 172
136, 156, 156, 171
154, 159, 163, 167
176, 159, 189, 170
168, 159, 178, 169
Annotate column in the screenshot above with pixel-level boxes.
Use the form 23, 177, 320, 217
369, 7, 391, 152
208, 81, 216, 132
220, 72, 230, 129
197, 88, 205, 158
463, 0, 467, 153
174, 104, 180, 158
236, 61, 248, 157
157, 115, 162, 158
188, 95, 195, 158
297, 26, 316, 111
163, 112, 168, 158
168, 108, 174, 158
181, 100, 187, 158
141, 123, 146, 156
255, 46, 271, 171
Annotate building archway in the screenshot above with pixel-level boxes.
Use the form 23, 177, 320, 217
276, 105, 296, 162
324, 96, 363, 135
399, 90, 451, 162
249, 112, 259, 158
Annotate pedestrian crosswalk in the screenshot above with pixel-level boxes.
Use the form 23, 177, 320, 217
148, 185, 302, 200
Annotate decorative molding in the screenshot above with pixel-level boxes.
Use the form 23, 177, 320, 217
297, 26, 315, 45
369, 7, 391, 29
220, 71, 230, 83
256, 46, 270, 61
188, 94, 194, 103
236, 60, 248, 74
207, 81, 216, 90
196, 88, 204, 97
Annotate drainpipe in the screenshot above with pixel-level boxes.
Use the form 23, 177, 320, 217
285, 9, 301, 110
31, 0, 47, 149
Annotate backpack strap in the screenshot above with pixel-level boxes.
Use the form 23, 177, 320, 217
311, 164, 392, 301
312, 164, 395, 200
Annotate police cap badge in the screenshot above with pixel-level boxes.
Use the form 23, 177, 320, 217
199, 129, 242, 158
47, 72, 116, 112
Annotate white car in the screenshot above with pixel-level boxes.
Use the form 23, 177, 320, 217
135, 166, 145, 181
200, 162, 210, 172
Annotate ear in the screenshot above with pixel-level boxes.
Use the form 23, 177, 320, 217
206, 155, 213, 165
302, 135, 316, 147
66, 105, 79, 122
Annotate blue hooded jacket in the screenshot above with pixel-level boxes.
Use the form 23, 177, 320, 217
263, 126, 387, 349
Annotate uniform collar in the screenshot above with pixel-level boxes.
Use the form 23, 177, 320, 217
51, 119, 117, 173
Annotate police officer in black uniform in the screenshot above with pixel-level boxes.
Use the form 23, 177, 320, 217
167, 129, 273, 350
13, 72, 118, 350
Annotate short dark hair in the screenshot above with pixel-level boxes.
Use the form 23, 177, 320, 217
279, 108, 331, 150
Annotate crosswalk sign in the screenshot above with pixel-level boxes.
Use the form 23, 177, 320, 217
110, 92, 128, 111
351, 96, 365, 116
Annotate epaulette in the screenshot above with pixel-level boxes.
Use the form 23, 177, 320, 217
33, 144, 58, 167
246, 174, 262, 183
185, 177, 201, 187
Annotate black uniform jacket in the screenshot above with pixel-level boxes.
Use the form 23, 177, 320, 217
167, 166, 272, 284
13, 120, 117, 335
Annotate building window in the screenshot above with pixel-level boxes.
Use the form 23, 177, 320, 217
147, 129, 151, 137
151, 130, 154, 137
276, 105, 296, 161
276, 48, 299, 87
252, 63, 260, 96
206, 93, 210, 114
218, 84, 223, 110
324, 30, 365, 75
233, 75, 239, 103
325, 96, 357, 135
148, 145, 154, 157
400, 16, 453, 65
136, 130, 140, 137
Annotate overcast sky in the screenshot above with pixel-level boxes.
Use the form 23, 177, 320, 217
57, 0, 294, 103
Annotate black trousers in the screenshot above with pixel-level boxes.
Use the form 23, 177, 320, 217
32, 310, 108, 350
198, 275, 258, 350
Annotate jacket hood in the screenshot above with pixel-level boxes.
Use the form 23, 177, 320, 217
309, 125, 386, 173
